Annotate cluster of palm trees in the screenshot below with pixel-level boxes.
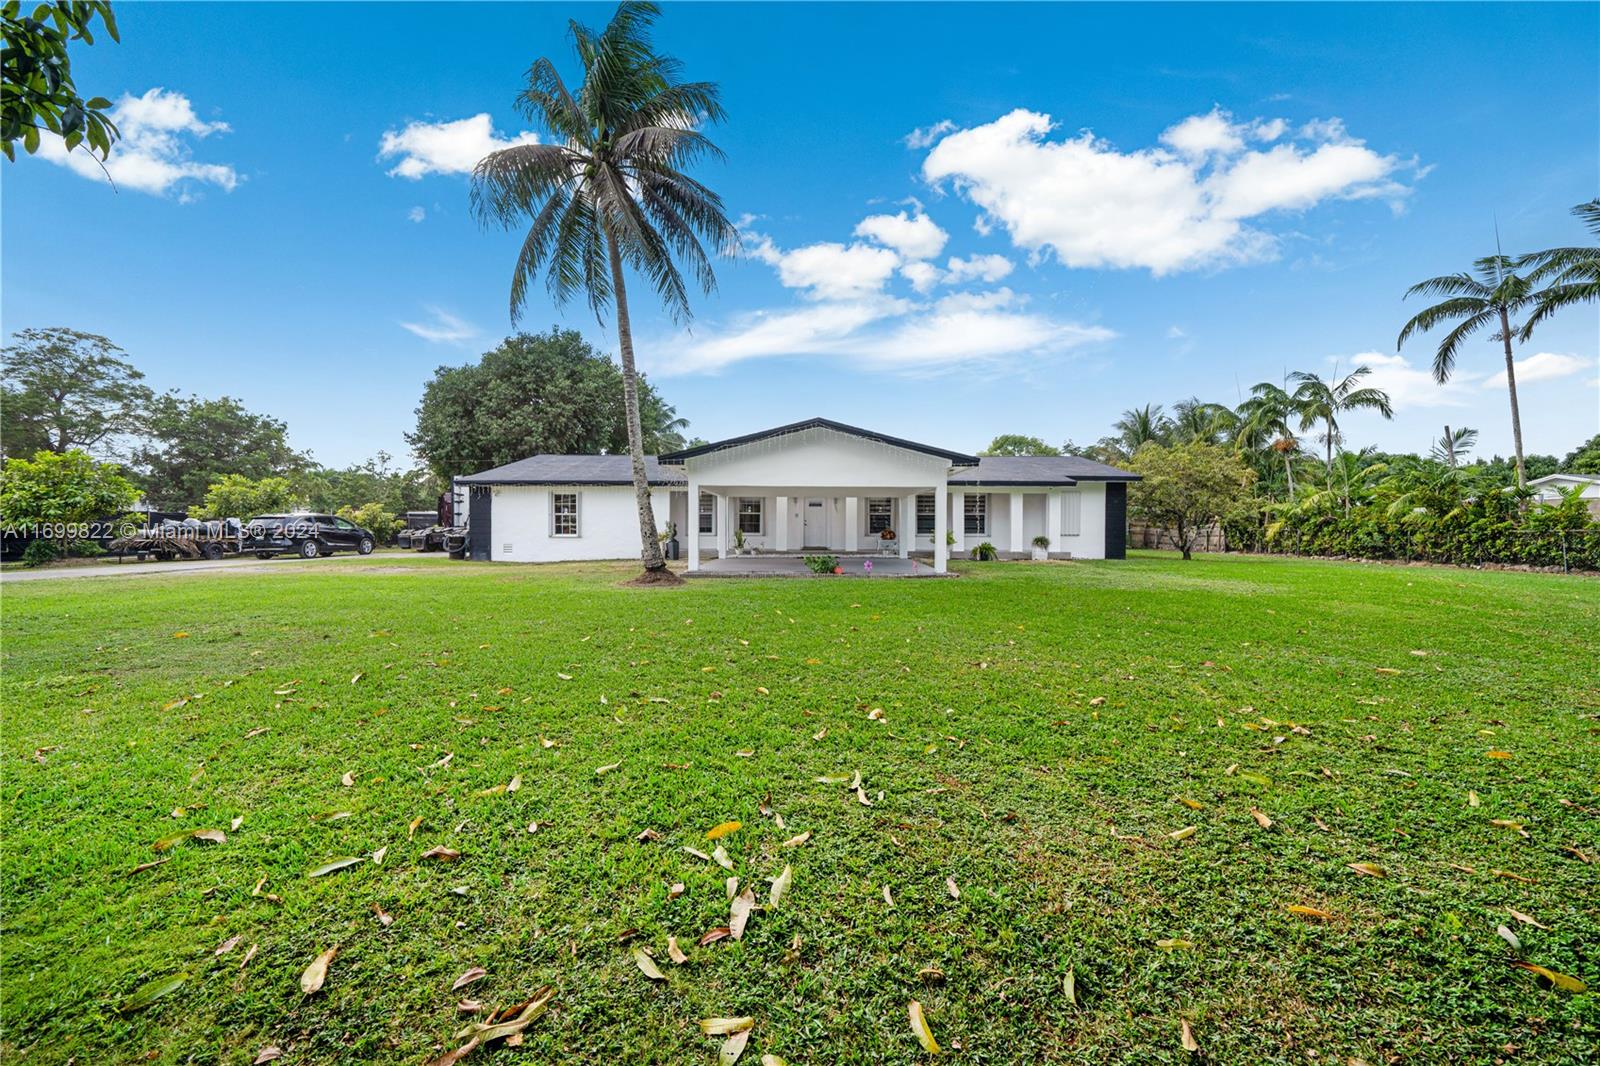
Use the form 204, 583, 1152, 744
1398, 199, 1599, 487
1101, 365, 1395, 505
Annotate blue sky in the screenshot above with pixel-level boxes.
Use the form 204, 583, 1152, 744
4, 2, 1597, 470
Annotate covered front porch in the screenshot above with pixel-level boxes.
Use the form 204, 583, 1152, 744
685, 554, 946, 578
689, 488, 950, 571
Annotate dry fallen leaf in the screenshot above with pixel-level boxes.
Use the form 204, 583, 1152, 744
1176, 797, 1204, 810
706, 821, 742, 841
1287, 904, 1333, 920
729, 888, 756, 940
1063, 969, 1077, 1006
883, 885, 895, 908
231, 816, 244, 831
699, 1017, 754, 1035
712, 845, 735, 871
719, 1028, 751, 1065
1507, 907, 1550, 930
215, 935, 241, 957
1168, 826, 1198, 841
452, 967, 487, 991
1514, 962, 1586, 993
946, 877, 960, 899
595, 761, 621, 776
372, 846, 388, 866
770, 865, 793, 909
667, 936, 689, 965
909, 1000, 940, 1053
782, 830, 811, 848
1156, 938, 1195, 951
341, 771, 355, 787
300, 947, 337, 994
1250, 807, 1273, 829
1180, 1019, 1199, 1053
422, 846, 461, 862
372, 903, 394, 927
632, 947, 666, 982
1346, 862, 1387, 878
253, 1047, 283, 1065
668, 882, 686, 900
698, 926, 732, 946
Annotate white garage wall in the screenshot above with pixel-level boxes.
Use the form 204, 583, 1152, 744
484, 485, 674, 562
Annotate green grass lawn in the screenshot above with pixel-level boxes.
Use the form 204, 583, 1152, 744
2, 552, 1596, 1064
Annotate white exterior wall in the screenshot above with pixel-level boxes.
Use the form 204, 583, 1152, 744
483, 484, 673, 562
1062, 483, 1107, 559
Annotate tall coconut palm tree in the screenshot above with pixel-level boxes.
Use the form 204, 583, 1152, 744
1170, 397, 1238, 445
1237, 381, 1304, 500
1112, 404, 1171, 455
471, 1, 737, 579
1397, 254, 1539, 487
1289, 367, 1393, 474
1519, 198, 1600, 336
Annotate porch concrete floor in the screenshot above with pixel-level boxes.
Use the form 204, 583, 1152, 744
687, 555, 948, 578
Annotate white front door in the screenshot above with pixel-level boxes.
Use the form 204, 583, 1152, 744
802, 498, 826, 547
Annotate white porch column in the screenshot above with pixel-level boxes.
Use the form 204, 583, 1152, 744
899, 494, 914, 559
687, 479, 701, 571
775, 495, 789, 552
1046, 490, 1061, 558
933, 482, 949, 573
844, 496, 859, 552
1009, 492, 1025, 557
718, 492, 732, 558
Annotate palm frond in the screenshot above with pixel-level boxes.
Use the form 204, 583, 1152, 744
1428, 308, 1496, 383
1395, 295, 1490, 354
1402, 272, 1490, 301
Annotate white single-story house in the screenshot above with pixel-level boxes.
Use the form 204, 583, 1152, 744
1528, 473, 1600, 517
453, 418, 1139, 573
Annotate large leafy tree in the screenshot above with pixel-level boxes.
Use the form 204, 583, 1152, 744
1, 327, 153, 458
134, 394, 310, 508
1519, 198, 1600, 336
1128, 442, 1256, 560
1289, 367, 1393, 474
300, 452, 443, 517
471, 0, 736, 579
408, 328, 686, 483
188, 474, 300, 521
0, 448, 137, 552
981, 434, 1060, 456
1397, 254, 1539, 486
1, 0, 119, 161
1560, 433, 1600, 476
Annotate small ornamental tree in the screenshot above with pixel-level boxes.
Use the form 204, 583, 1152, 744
188, 474, 299, 520
1129, 442, 1257, 560
0, 448, 138, 556
337, 502, 402, 540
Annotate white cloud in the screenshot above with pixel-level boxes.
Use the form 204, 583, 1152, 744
904, 119, 957, 150
945, 253, 1014, 284
399, 307, 480, 344
854, 210, 948, 259
378, 114, 537, 179
1482, 352, 1592, 388
920, 107, 1416, 274
34, 88, 238, 199
1166, 325, 1187, 339
744, 233, 901, 301
1347, 352, 1470, 409
407, 206, 427, 223
900, 261, 945, 293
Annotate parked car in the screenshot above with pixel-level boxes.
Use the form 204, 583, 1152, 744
246, 513, 375, 559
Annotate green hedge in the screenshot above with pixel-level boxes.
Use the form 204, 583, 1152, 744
1265, 493, 1600, 570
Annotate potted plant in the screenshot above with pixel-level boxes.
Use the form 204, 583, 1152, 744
970, 541, 999, 561
1031, 534, 1050, 561
732, 527, 746, 556
659, 521, 679, 561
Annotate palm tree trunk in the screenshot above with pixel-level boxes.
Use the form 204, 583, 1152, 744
1497, 306, 1526, 488
605, 232, 667, 572
1283, 453, 1295, 501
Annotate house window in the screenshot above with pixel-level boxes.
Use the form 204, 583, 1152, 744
1063, 491, 1082, 536
964, 494, 987, 535
552, 493, 579, 536
916, 494, 936, 535
699, 492, 715, 535
867, 497, 894, 534
737, 497, 763, 535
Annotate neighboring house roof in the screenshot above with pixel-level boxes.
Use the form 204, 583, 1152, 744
456, 455, 687, 486
1528, 473, 1600, 489
948, 455, 1140, 485
659, 417, 981, 465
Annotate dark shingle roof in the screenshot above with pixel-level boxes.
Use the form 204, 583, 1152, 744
456, 455, 686, 486
947, 455, 1139, 485
659, 417, 980, 465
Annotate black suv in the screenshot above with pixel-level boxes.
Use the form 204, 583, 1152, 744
247, 514, 376, 559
